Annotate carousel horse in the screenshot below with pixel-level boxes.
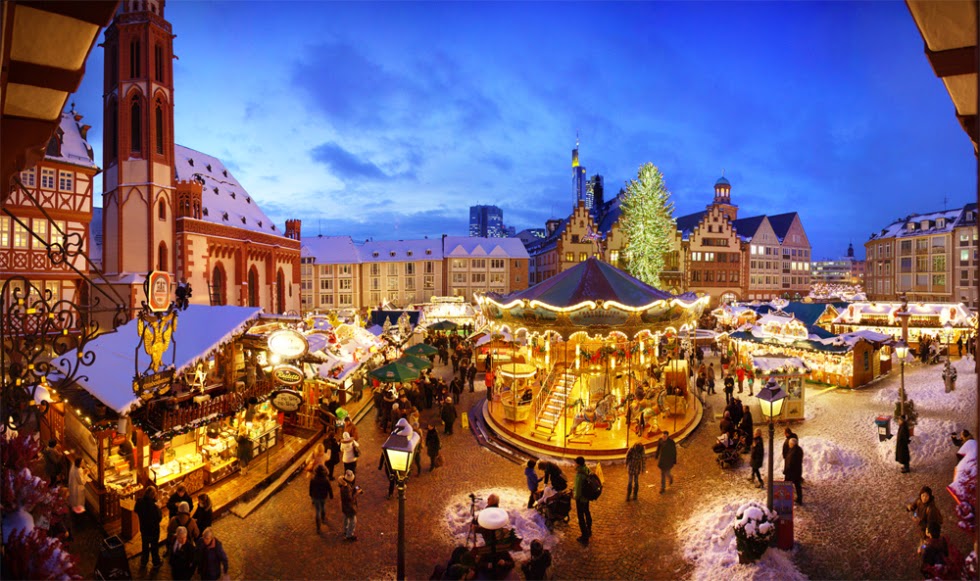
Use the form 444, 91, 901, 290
594, 393, 618, 428
566, 399, 598, 437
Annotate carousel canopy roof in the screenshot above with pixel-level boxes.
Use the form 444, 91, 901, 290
495, 257, 675, 308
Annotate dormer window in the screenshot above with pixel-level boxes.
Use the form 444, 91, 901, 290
921, 220, 931, 230
936, 218, 945, 228
241, 216, 246, 224
407, 251, 413, 257
222, 212, 228, 221
188, 158, 194, 167
223, 170, 228, 177
906, 223, 915, 232
390, 251, 396, 257
203, 207, 209, 216
373, 252, 379, 258
206, 164, 212, 172
425, 249, 432, 255
230, 192, 236, 199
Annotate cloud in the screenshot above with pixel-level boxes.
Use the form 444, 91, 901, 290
311, 142, 390, 180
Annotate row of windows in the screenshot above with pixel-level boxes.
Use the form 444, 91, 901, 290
691, 252, 740, 263
0, 217, 68, 249
450, 258, 511, 270
19, 168, 73, 192
690, 271, 740, 283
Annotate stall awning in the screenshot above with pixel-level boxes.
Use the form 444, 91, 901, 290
54, 305, 263, 415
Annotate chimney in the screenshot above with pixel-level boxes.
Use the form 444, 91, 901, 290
285, 219, 302, 240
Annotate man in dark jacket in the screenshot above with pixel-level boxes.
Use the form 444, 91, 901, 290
781, 427, 799, 461
42, 439, 66, 485
783, 437, 804, 505
719, 411, 735, 436
896, 415, 912, 473
908, 486, 944, 538
723, 374, 735, 404
572, 456, 593, 543
166, 484, 194, 519
467, 364, 478, 392
749, 428, 764, 488
537, 460, 567, 491
309, 465, 333, 533
521, 539, 552, 581
196, 528, 229, 580
625, 442, 646, 501
168, 526, 197, 580
441, 397, 458, 435
135, 486, 163, 568
654, 431, 677, 493
738, 405, 754, 441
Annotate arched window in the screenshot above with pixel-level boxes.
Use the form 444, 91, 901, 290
107, 99, 118, 161
157, 241, 168, 271
211, 265, 226, 306
276, 269, 285, 314
130, 97, 142, 154
158, 199, 166, 220
129, 38, 141, 78
155, 103, 164, 155
247, 267, 259, 307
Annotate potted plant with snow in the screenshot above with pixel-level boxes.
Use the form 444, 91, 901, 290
733, 500, 777, 564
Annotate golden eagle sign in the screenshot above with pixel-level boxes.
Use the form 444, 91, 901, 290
267, 329, 309, 360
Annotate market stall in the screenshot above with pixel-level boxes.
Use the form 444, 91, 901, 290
747, 356, 808, 422
829, 301, 977, 354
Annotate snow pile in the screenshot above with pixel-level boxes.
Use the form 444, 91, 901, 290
678, 498, 806, 581
443, 487, 558, 561
874, 416, 961, 468
798, 437, 862, 481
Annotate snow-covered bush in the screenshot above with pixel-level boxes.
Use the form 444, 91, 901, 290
732, 501, 777, 563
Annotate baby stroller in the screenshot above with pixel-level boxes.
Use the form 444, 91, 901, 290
713, 432, 741, 469
535, 490, 572, 529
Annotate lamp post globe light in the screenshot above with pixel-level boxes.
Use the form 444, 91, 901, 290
382, 418, 421, 581
895, 339, 908, 418
756, 377, 787, 511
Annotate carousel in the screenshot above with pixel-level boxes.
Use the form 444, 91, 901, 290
476, 258, 708, 459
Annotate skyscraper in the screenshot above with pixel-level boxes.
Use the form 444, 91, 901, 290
586, 174, 604, 217
469, 205, 504, 237
572, 138, 587, 207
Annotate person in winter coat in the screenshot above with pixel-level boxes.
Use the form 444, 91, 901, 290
719, 411, 735, 436
783, 437, 804, 505
135, 486, 163, 568
625, 442, 646, 501
167, 484, 194, 519
749, 428, 765, 488
196, 528, 229, 581
537, 460, 568, 491
324, 432, 342, 480
521, 539, 552, 581
654, 431, 677, 493
194, 494, 213, 532
425, 424, 441, 471
781, 427, 799, 461
339, 470, 362, 541
67, 457, 89, 513
467, 364, 478, 392
908, 486, 944, 538
166, 501, 201, 546
572, 456, 593, 543
340, 431, 360, 473
896, 415, 912, 473
42, 439, 66, 485
738, 405, 754, 441
168, 526, 197, 580
919, 523, 949, 577
736, 366, 746, 393
441, 397, 458, 435
309, 465, 333, 533
524, 459, 541, 508
723, 374, 735, 404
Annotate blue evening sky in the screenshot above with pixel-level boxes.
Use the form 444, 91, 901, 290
73, 1, 976, 260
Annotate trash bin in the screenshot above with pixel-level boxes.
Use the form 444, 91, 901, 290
875, 415, 892, 441
94, 535, 131, 580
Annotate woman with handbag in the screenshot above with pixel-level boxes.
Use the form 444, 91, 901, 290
340, 431, 360, 473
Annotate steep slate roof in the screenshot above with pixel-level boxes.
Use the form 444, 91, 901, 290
443, 236, 529, 258
301, 235, 360, 264
174, 145, 282, 237
358, 239, 442, 262
48, 112, 97, 169
779, 302, 845, 326
675, 211, 707, 239
732, 215, 767, 241
868, 207, 965, 241
496, 257, 675, 307
369, 310, 421, 328
597, 196, 622, 234
768, 212, 799, 242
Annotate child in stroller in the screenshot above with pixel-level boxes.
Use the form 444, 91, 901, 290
534, 484, 572, 529
713, 430, 744, 468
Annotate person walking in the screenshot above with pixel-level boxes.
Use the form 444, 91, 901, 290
896, 415, 912, 473
309, 465, 333, 533
135, 486, 163, 569
441, 396, 458, 435
625, 442, 646, 501
783, 437, 804, 505
654, 431, 677, 493
425, 424, 442, 471
339, 470, 362, 541
196, 528, 229, 581
340, 431, 360, 473
908, 486, 944, 538
723, 374, 735, 404
467, 363, 478, 392
324, 431, 341, 480
524, 459, 541, 508
572, 456, 593, 544
749, 428, 765, 488
736, 366, 745, 393
168, 526, 197, 580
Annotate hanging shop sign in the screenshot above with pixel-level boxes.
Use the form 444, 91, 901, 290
146, 270, 173, 313
272, 364, 304, 386
269, 388, 304, 413
267, 329, 309, 360
133, 369, 175, 400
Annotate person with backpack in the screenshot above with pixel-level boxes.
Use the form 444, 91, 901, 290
654, 430, 677, 493
572, 456, 594, 543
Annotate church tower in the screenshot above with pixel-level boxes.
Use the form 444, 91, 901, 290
101, 0, 176, 280
708, 174, 738, 221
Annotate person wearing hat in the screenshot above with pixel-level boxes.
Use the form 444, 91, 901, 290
572, 456, 593, 543
309, 464, 333, 533
340, 431, 360, 474
441, 396, 458, 435
339, 470, 362, 541
167, 501, 201, 546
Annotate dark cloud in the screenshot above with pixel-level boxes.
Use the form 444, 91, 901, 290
311, 142, 390, 180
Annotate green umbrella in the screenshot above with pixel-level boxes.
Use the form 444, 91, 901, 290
428, 320, 458, 331
396, 354, 433, 371
404, 343, 439, 357
368, 362, 420, 383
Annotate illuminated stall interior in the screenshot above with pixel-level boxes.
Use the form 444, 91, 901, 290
829, 301, 977, 354
477, 258, 707, 459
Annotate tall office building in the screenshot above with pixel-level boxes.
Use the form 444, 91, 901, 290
469, 205, 504, 237
572, 138, 587, 207
586, 174, 604, 217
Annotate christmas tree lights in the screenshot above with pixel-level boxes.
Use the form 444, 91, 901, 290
620, 163, 676, 287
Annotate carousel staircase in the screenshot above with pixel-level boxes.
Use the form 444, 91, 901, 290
531, 375, 574, 440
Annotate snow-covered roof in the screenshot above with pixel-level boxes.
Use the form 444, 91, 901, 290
53, 305, 262, 415
751, 356, 809, 374
358, 239, 442, 262
174, 145, 282, 236
45, 111, 97, 169
302, 236, 360, 264
868, 207, 966, 241
833, 301, 976, 326
820, 329, 893, 347
442, 236, 529, 259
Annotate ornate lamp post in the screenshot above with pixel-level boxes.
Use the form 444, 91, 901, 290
381, 419, 420, 581
895, 339, 909, 417
756, 378, 787, 511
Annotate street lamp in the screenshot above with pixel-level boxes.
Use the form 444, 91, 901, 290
895, 339, 909, 418
756, 377, 787, 511
382, 418, 420, 581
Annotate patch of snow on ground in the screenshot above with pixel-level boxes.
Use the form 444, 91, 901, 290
678, 497, 807, 581
799, 436, 862, 482
443, 487, 559, 562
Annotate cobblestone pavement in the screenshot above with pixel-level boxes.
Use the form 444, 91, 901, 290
83, 354, 976, 580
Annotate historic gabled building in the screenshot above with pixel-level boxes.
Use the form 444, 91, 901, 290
96, 0, 300, 316
2, 111, 99, 309
443, 236, 528, 299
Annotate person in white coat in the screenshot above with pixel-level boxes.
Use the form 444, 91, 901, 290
340, 431, 360, 473
68, 457, 90, 513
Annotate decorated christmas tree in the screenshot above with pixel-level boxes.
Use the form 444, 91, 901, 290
619, 162, 676, 287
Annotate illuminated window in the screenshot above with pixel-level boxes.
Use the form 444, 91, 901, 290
32, 219, 47, 248
340, 279, 352, 290
41, 169, 56, 190
20, 169, 35, 187
0, 216, 9, 246
12, 221, 28, 248
579, 253, 587, 262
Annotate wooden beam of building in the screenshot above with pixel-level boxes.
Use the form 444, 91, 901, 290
7, 60, 84, 94
926, 45, 978, 78
957, 113, 978, 142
